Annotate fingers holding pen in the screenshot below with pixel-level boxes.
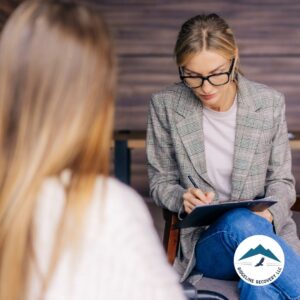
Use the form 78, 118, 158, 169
183, 188, 215, 214
189, 188, 213, 204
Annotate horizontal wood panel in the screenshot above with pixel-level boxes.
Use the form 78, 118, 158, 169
2, 1, 300, 56
98, 0, 300, 56
115, 55, 300, 130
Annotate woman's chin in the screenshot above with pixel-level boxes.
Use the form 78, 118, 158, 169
201, 96, 219, 107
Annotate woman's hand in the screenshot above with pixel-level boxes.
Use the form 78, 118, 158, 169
251, 208, 273, 223
183, 188, 215, 214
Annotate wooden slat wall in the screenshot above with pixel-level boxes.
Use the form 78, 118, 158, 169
2, 1, 300, 128
2, 0, 300, 195
98, 0, 300, 195
96, 0, 300, 130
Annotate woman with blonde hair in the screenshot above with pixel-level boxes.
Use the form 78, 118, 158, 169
0, 1, 186, 299
147, 13, 300, 299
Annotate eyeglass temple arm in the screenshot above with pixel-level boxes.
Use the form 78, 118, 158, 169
230, 58, 235, 74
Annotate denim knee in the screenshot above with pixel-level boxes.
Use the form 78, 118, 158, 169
212, 208, 273, 238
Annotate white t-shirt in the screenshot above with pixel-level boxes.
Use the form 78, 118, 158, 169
203, 98, 237, 201
26, 176, 185, 300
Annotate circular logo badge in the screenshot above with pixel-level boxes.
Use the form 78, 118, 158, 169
234, 235, 284, 286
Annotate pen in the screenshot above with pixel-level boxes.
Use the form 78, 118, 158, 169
188, 175, 198, 188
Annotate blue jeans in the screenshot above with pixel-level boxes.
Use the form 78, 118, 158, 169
194, 208, 300, 300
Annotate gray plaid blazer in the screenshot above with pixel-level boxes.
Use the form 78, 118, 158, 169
146, 74, 300, 282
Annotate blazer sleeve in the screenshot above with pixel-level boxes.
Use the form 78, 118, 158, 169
146, 94, 185, 213
265, 93, 296, 233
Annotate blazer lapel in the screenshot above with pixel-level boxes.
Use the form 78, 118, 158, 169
175, 86, 213, 186
231, 76, 264, 200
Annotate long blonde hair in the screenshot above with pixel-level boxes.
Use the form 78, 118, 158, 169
174, 13, 240, 78
0, 1, 116, 299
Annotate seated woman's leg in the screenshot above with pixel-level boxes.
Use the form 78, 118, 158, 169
238, 280, 286, 300
194, 208, 300, 299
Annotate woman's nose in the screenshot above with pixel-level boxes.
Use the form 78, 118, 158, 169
201, 79, 214, 94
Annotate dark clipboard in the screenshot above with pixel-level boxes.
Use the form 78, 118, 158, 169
178, 196, 277, 228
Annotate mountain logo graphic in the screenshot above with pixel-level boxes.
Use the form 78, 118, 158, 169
234, 235, 285, 286
239, 244, 280, 262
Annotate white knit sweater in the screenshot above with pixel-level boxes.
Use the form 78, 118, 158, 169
26, 176, 186, 300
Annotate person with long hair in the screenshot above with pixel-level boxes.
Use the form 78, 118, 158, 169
147, 13, 300, 299
0, 1, 186, 299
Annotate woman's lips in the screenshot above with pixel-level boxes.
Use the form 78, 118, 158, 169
201, 93, 216, 101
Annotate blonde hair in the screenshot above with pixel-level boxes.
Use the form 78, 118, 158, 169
174, 13, 240, 79
0, 1, 116, 299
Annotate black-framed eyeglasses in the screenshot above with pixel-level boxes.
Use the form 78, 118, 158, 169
179, 59, 235, 89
